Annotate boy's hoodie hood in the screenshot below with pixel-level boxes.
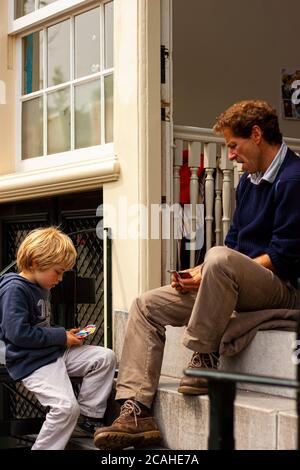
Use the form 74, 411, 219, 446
0, 272, 42, 294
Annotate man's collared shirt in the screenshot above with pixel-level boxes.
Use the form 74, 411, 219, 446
248, 142, 288, 185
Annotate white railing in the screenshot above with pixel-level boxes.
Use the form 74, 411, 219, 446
173, 125, 300, 267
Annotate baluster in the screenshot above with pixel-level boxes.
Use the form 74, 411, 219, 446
214, 162, 223, 246
173, 139, 184, 267
174, 139, 183, 203
220, 145, 233, 241
233, 161, 243, 189
188, 141, 201, 267
204, 143, 217, 251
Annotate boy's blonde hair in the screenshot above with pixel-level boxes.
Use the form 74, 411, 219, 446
17, 227, 77, 272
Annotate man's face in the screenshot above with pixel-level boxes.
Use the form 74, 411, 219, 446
223, 127, 262, 174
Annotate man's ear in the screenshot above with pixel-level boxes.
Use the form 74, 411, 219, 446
251, 125, 263, 144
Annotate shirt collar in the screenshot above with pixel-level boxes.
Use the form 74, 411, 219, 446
248, 142, 288, 185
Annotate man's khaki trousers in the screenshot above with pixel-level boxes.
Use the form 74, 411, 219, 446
116, 247, 298, 408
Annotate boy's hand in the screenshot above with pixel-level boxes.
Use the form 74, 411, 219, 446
66, 328, 84, 348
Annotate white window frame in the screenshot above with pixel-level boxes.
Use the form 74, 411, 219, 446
13, 0, 114, 173
9, 0, 97, 34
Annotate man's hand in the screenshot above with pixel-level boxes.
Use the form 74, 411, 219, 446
171, 265, 202, 292
66, 328, 84, 348
253, 253, 276, 272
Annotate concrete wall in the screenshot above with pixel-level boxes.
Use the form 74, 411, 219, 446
0, 0, 16, 174
173, 0, 300, 138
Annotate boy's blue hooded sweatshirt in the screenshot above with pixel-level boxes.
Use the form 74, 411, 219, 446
0, 273, 66, 380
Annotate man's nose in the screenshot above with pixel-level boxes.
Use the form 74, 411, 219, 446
228, 149, 237, 161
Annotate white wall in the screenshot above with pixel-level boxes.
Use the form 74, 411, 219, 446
0, 0, 16, 174
173, 0, 300, 138
104, 0, 161, 310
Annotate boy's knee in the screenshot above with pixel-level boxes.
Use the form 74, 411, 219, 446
103, 348, 116, 369
72, 402, 81, 420
92, 346, 116, 371
59, 399, 80, 421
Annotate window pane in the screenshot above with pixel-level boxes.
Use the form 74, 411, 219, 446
39, 0, 58, 7
105, 74, 113, 143
22, 31, 43, 95
47, 88, 70, 154
22, 97, 43, 159
75, 8, 100, 79
75, 80, 101, 149
15, 0, 35, 18
47, 20, 70, 87
104, 2, 114, 69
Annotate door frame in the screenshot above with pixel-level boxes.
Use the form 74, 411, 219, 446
161, 0, 174, 285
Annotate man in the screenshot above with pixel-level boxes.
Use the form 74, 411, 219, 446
94, 100, 300, 450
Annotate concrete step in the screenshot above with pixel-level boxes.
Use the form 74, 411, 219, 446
220, 330, 297, 398
154, 376, 298, 450
113, 310, 297, 398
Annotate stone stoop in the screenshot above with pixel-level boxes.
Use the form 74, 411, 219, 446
220, 330, 297, 398
114, 311, 297, 398
154, 376, 297, 450
113, 310, 298, 449
161, 325, 297, 399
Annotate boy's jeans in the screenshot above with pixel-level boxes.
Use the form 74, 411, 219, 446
22, 345, 116, 450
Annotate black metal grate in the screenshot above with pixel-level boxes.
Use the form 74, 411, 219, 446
5, 221, 49, 272
62, 216, 104, 346
8, 383, 47, 420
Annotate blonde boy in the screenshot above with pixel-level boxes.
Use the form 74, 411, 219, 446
0, 227, 116, 450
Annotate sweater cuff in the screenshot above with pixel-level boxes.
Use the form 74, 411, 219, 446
266, 247, 286, 277
49, 327, 67, 346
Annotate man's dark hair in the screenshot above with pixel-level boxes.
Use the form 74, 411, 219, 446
213, 100, 282, 145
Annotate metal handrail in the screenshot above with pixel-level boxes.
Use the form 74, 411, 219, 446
185, 368, 299, 389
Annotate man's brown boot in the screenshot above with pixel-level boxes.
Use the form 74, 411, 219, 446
178, 351, 219, 395
93, 399, 161, 450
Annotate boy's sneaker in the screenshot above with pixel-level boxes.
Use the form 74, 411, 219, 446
93, 399, 161, 450
73, 416, 105, 438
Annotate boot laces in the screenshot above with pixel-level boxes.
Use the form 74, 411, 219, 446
118, 399, 141, 426
188, 351, 219, 369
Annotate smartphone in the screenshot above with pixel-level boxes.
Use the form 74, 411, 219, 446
177, 271, 192, 279
167, 269, 178, 274
167, 269, 192, 279
75, 324, 96, 338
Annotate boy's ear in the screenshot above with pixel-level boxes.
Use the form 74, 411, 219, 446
30, 260, 39, 270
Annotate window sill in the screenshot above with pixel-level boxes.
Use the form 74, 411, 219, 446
0, 153, 120, 202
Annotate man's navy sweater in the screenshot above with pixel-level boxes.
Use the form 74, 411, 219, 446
225, 148, 300, 285
0, 273, 66, 380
